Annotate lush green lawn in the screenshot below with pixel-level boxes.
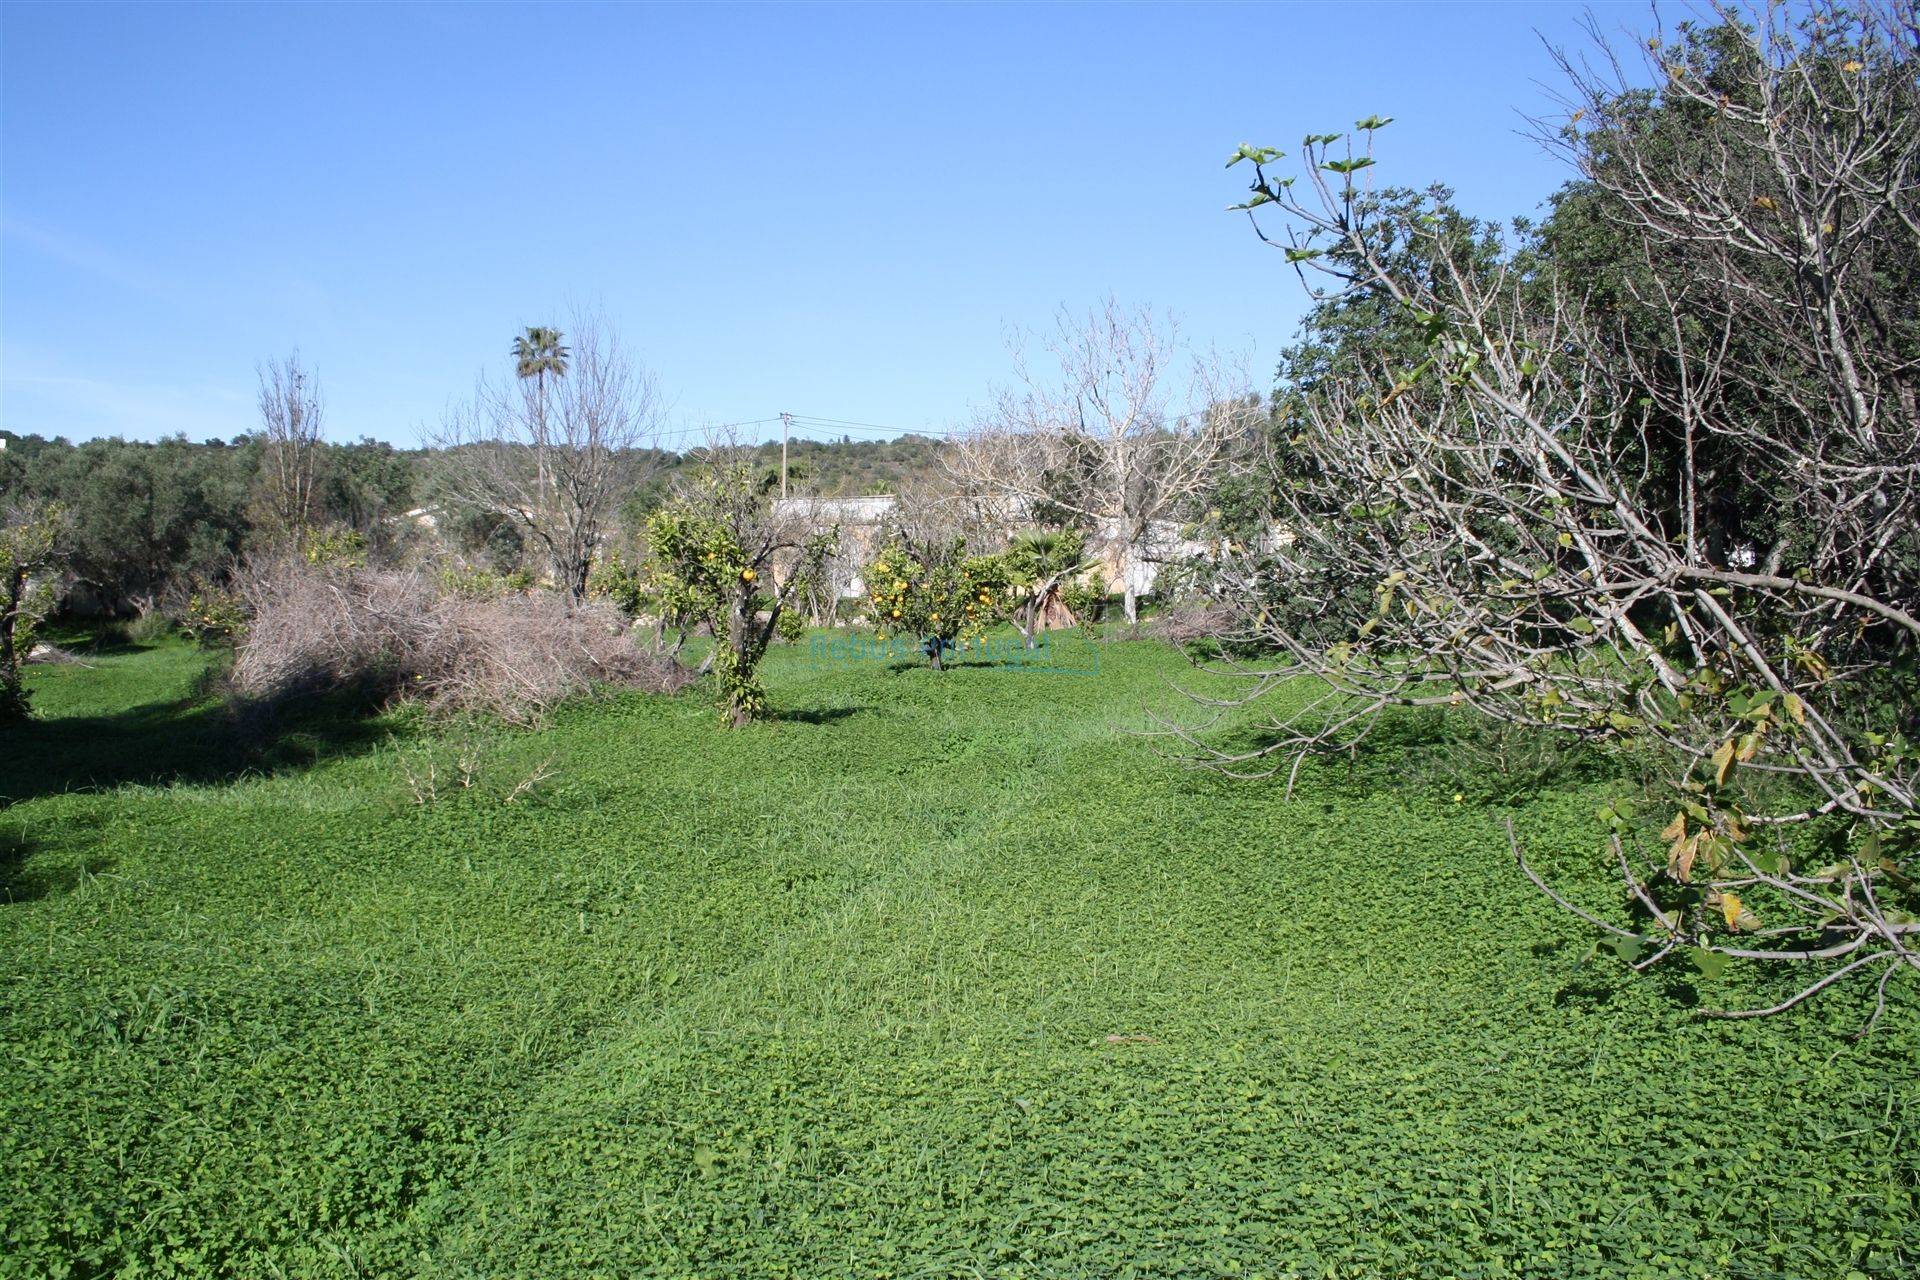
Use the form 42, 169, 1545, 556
2, 632, 1914, 1278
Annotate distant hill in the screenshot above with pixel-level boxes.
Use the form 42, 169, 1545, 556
631, 434, 953, 516
741, 434, 951, 498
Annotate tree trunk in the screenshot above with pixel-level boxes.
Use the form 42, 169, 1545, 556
564, 559, 590, 606
1123, 584, 1139, 626
1011, 604, 1038, 650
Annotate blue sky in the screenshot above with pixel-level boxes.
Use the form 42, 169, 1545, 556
1, 0, 1639, 449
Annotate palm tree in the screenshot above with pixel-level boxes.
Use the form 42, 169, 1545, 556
512, 326, 569, 525
512, 325, 569, 387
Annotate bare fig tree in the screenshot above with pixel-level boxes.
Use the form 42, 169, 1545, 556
254, 352, 324, 546
1177, 0, 1919, 1022
435, 310, 665, 603
952, 298, 1263, 624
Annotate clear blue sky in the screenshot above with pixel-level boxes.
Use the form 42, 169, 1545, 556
1, 0, 1639, 450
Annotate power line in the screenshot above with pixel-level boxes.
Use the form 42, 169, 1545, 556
650, 417, 784, 443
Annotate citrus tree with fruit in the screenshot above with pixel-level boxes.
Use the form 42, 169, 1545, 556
865, 535, 1010, 670
646, 449, 825, 725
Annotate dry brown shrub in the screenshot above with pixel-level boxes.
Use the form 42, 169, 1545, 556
228, 557, 694, 724
1144, 598, 1236, 648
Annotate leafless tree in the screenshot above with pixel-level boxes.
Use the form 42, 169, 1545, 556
952, 298, 1264, 624
254, 352, 324, 546
1175, 0, 1919, 1022
435, 309, 666, 604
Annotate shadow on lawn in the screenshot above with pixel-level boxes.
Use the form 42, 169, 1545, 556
0, 684, 391, 814
778, 706, 868, 725
0, 820, 117, 905
0, 826, 47, 903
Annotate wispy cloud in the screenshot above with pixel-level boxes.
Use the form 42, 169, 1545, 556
0, 215, 180, 302
1, 344, 251, 441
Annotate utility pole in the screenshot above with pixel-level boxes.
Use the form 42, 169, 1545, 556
779, 411, 793, 500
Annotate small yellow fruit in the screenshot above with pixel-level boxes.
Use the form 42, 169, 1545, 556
930, 612, 940, 622
891, 609, 901, 618
741, 568, 756, 582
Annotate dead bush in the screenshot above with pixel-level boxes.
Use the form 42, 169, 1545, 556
1144, 597, 1237, 648
228, 557, 694, 724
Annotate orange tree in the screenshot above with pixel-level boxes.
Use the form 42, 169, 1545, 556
645, 453, 820, 725
864, 535, 1010, 670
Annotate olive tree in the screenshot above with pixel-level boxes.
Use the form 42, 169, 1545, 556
1, 503, 65, 720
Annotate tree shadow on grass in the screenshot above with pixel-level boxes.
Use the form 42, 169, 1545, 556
37, 621, 153, 659
778, 706, 868, 726
1212, 702, 1636, 807
0, 819, 115, 905
0, 683, 393, 814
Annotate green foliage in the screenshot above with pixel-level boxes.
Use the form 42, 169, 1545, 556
436, 562, 536, 600
124, 607, 180, 645
0, 503, 64, 719
0, 640, 1913, 1276
317, 438, 418, 536
644, 507, 739, 624
178, 586, 248, 648
1220, 2, 1919, 1012
0, 433, 422, 612
8, 435, 254, 614
301, 526, 367, 569
1004, 530, 1080, 579
789, 526, 843, 626
646, 498, 755, 715
1000, 530, 1103, 633
644, 456, 821, 724
1060, 570, 1108, 625
585, 546, 653, 618
511, 325, 569, 382
862, 537, 1011, 667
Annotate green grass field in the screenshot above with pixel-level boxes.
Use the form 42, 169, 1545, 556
2, 632, 1914, 1278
